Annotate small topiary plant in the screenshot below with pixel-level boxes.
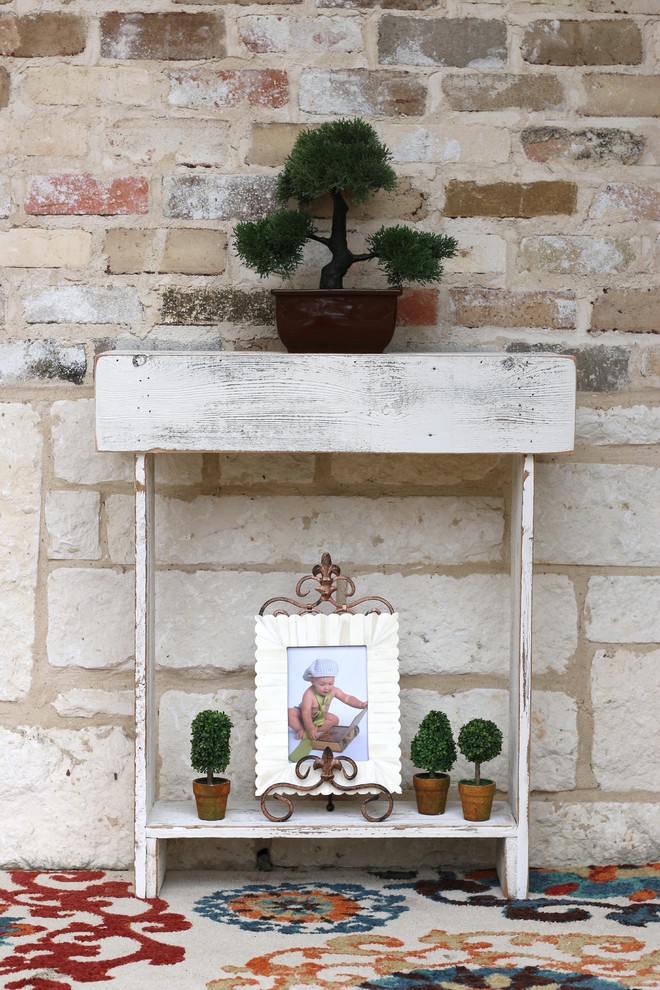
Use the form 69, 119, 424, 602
234, 117, 458, 291
190, 710, 233, 786
458, 718, 503, 786
410, 710, 457, 778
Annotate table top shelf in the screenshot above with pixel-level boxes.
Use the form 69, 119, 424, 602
147, 798, 518, 839
95, 351, 576, 455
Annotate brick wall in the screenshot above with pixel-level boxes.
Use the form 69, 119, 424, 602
0, 1, 658, 870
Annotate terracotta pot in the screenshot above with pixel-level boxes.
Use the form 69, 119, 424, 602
192, 777, 230, 821
413, 772, 451, 815
272, 289, 402, 354
458, 779, 496, 821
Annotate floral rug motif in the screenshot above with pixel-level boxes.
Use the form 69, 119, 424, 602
0, 865, 658, 990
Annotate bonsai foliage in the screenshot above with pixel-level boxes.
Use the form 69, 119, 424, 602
190, 709, 233, 785
234, 117, 458, 291
458, 718, 503, 786
410, 710, 457, 779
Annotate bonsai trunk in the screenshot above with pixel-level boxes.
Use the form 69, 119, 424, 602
475, 762, 481, 786
207, 770, 214, 786
318, 190, 374, 289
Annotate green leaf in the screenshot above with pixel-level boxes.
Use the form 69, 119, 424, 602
234, 210, 315, 280
410, 710, 457, 775
368, 225, 459, 289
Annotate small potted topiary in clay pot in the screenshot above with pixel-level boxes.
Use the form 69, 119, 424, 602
191, 709, 233, 821
457, 718, 503, 822
410, 710, 457, 815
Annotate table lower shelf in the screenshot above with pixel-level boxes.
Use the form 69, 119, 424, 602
146, 798, 518, 839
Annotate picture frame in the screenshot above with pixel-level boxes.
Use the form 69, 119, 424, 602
255, 611, 401, 797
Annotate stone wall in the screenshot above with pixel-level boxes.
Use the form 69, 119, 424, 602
0, 0, 658, 871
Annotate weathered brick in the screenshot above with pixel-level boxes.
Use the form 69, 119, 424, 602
536, 462, 660, 565
239, 16, 362, 53
590, 183, 660, 222
106, 118, 232, 167
378, 123, 510, 164
48, 569, 133, 669
581, 75, 660, 117
0, 176, 9, 217
397, 288, 438, 327
0, 118, 88, 157
444, 235, 507, 274
522, 126, 644, 165
451, 288, 576, 329
25, 175, 148, 216
161, 229, 227, 275
299, 69, 426, 116
169, 69, 288, 109
592, 649, 660, 790
588, 0, 656, 9
576, 405, 660, 446
105, 230, 226, 276
506, 343, 629, 392
104, 229, 152, 274
522, 19, 642, 66
22, 67, 153, 106
379, 16, 506, 67
160, 288, 274, 326
0, 66, 9, 106
100, 13, 225, 61
164, 174, 277, 221
46, 491, 101, 561
587, 577, 660, 642
0, 230, 92, 268
520, 236, 637, 275
442, 73, 563, 112
247, 123, 308, 166
319, 0, 433, 7
0, 404, 41, 701
22, 286, 142, 325
444, 180, 577, 218
0, 14, 86, 57
0, 342, 86, 385
156, 494, 503, 566
591, 288, 659, 334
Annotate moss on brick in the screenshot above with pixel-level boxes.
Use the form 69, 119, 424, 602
160, 288, 275, 326
506, 342, 629, 393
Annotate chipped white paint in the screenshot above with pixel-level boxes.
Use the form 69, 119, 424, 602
100, 353, 576, 897
95, 353, 576, 454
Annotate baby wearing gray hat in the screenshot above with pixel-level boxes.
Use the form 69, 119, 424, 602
288, 656, 367, 762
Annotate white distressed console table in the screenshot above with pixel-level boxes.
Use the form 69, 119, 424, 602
94, 351, 576, 899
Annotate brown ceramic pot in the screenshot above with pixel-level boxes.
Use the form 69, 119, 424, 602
272, 289, 402, 353
413, 772, 451, 815
458, 779, 496, 821
192, 777, 230, 821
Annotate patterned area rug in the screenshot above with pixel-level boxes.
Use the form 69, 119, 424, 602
0, 865, 658, 989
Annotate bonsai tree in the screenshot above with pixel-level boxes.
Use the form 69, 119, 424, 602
410, 710, 457, 778
190, 709, 233, 786
458, 718, 503, 786
234, 117, 458, 291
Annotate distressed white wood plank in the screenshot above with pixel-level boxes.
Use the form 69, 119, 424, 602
95, 352, 576, 454
507, 454, 534, 899
134, 453, 156, 900
146, 798, 518, 839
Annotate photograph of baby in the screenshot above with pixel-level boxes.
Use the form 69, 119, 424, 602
287, 646, 369, 763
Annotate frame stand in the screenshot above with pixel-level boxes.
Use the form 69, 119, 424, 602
260, 747, 394, 823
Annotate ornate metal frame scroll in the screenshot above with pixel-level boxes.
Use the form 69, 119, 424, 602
259, 551, 395, 617
255, 553, 400, 823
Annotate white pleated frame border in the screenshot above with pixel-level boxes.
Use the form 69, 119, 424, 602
254, 611, 401, 797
